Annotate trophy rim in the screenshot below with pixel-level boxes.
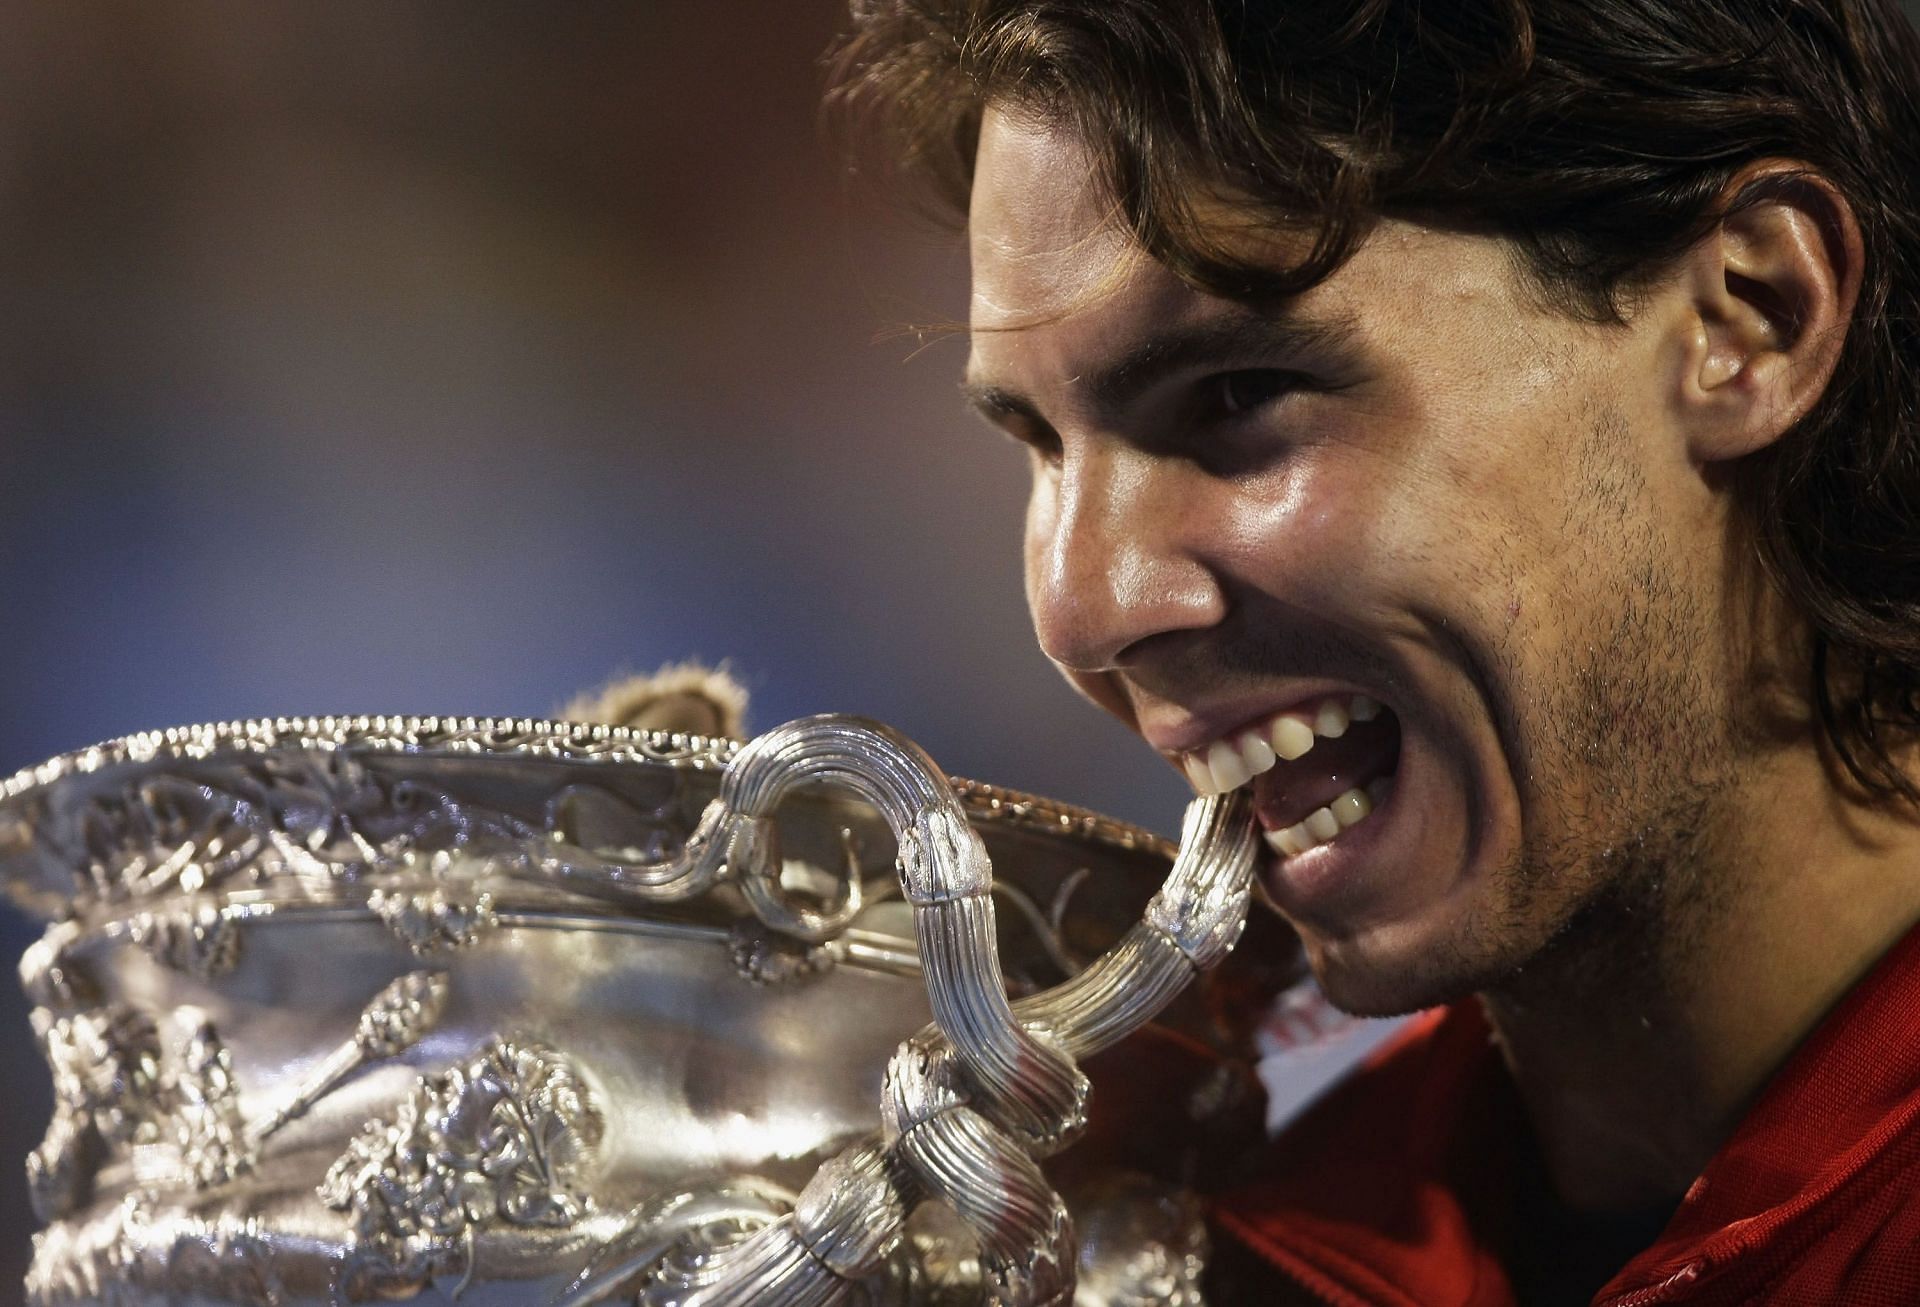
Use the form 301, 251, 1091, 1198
0, 713, 1178, 884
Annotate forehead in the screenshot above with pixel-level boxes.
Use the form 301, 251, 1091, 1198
965, 109, 1559, 395
967, 107, 1142, 329
967, 109, 1262, 401
966, 108, 1354, 383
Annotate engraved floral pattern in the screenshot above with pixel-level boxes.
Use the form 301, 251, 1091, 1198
317, 1039, 603, 1299
127, 900, 243, 978
26, 1005, 164, 1220
24, 1005, 255, 1220
131, 1018, 250, 1192
54, 754, 538, 906
367, 885, 498, 955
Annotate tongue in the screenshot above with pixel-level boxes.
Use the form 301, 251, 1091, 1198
1252, 714, 1400, 832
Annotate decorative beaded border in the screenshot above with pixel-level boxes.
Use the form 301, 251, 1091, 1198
0, 715, 1175, 860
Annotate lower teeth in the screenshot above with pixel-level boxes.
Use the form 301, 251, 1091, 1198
1265, 777, 1393, 858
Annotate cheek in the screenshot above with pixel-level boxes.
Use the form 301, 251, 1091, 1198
1211, 420, 1575, 689
1216, 441, 1462, 620
1366, 385, 1589, 620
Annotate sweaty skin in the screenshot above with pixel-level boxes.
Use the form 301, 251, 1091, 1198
963, 106, 1920, 1213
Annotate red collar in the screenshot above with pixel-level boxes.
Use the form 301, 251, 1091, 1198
1211, 920, 1920, 1305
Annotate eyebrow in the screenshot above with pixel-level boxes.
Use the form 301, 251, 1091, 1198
961, 308, 1356, 427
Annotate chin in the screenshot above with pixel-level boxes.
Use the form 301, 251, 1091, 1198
1296, 918, 1508, 1019
1306, 952, 1463, 1019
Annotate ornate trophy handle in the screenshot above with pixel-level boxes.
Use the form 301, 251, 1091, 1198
537, 714, 1256, 1306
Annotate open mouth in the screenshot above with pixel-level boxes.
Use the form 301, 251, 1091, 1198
1177, 693, 1402, 859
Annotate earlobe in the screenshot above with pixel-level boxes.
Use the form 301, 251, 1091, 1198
1680, 163, 1862, 466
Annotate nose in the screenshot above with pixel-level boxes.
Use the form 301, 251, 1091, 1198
1027, 441, 1227, 674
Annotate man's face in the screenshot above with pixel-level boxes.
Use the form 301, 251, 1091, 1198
966, 108, 1751, 1015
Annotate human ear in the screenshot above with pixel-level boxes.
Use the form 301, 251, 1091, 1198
1676, 162, 1863, 464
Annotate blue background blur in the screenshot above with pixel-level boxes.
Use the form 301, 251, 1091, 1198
5, 1, 1918, 1288
0, 2, 1183, 1280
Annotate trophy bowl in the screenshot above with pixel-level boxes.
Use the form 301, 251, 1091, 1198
1, 712, 1292, 1306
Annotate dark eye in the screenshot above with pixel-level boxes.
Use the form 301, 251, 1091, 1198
1002, 417, 1062, 463
1213, 369, 1300, 416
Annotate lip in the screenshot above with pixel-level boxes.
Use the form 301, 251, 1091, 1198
1140, 683, 1382, 757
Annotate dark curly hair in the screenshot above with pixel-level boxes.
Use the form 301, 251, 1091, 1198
829, 0, 1920, 802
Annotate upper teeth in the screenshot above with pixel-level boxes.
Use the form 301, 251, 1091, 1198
1180, 694, 1381, 796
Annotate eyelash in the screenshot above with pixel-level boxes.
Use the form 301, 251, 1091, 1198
1206, 369, 1305, 420
1001, 421, 1062, 462
993, 368, 1308, 465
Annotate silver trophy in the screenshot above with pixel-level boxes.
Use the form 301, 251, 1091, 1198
2, 706, 1285, 1305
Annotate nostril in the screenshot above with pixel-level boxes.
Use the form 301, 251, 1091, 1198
1034, 578, 1231, 678
1029, 573, 1148, 675
1031, 601, 1114, 675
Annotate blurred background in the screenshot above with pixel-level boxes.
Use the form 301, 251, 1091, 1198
0, 1, 1186, 1280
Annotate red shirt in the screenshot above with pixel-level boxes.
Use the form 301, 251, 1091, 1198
1209, 922, 1920, 1305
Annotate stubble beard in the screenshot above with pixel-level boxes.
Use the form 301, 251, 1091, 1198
1477, 409, 1745, 1016
1489, 620, 1736, 1014
1316, 641, 1739, 1020
1321, 406, 1747, 1018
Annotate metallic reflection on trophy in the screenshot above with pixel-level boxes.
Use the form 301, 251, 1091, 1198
2, 683, 1286, 1304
